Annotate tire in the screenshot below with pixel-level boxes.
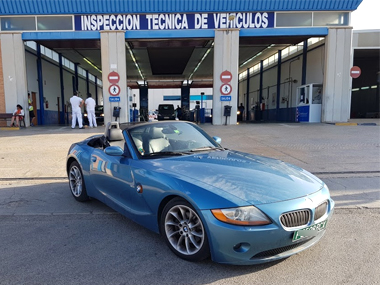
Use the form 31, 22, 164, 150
160, 198, 210, 262
68, 161, 89, 202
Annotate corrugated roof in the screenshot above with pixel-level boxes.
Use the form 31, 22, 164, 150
0, 0, 363, 15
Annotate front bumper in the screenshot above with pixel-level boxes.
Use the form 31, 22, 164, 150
201, 190, 334, 265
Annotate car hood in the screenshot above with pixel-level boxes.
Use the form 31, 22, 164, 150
150, 150, 324, 205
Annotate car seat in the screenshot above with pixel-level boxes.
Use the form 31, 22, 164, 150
148, 127, 170, 153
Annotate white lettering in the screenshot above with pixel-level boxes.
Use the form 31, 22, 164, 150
146, 15, 153, 29
175, 14, 181, 29
91, 15, 97, 30
250, 13, 255, 28
159, 14, 165, 30
228, 13, 236, 28
133, 15, 139, 30
236, 13, 243, 28
96, 15, 104, 30
165, 14, 172, 29
103, 15, 110, 30
213, 14, 220, 28
82, 16, 90, 31
152, 14, 159, 29
126, 14, 134, 30
110, 15, 116, 30
116, 15, 123, 30
243, 13, 249, 28
254, 13, 262, 28
220, 13, 227, 28
262, 13, 268, 28
181, 14, 188, 29
195, 14, 202, 29
201, 13, 208, 29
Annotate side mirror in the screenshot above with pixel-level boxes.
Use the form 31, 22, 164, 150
213, 136, 222, 144
104, 146, 124, 156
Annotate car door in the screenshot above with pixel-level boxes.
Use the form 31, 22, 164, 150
89, 148, 134, 209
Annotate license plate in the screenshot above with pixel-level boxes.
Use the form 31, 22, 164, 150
292, 219, 328, 242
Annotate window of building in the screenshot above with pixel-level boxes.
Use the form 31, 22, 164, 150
37, 16, 73, 31
313, 12, 349, 26
1, 17, 36, 31
276, 13, 312, 27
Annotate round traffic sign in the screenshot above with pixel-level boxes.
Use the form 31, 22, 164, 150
220, 70, 233, 84
220, 83, 232, 95
108, 71, 120, 84
350, 66, 361, 78
109, 84, 121, 96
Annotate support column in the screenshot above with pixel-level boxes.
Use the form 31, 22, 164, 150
0, 33, 28, 125
322, 27, 353, 122
212, 29, 239, 125
181, 85, 190, 120
59, 54, 65, 124
100, 31, 128, 124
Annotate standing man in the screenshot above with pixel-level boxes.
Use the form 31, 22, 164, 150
28, 93, 36, 126
70, 91, 84, 129
85, 93, 97, 128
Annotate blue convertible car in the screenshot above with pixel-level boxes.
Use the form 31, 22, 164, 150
67, 121, 334, 265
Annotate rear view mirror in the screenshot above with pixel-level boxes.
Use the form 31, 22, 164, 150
213, 136, 222, 144
104, 146, 124, 156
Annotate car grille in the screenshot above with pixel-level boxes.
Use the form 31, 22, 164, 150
280, 210, 310, 228
315, 201, 328, 221
251, 237, 313, 259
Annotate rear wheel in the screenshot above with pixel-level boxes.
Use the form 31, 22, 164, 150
68, 161, 89, 202
160, 198, 210, 262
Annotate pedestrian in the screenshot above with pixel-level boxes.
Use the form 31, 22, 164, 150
70, 91, 84, 129
238, 103, 245, 121
10, 104, 24, 127
175, 105, 182, 120
85, 93, 97, 128
28, 93, 36, 126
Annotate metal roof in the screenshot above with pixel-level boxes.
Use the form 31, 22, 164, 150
0, 0, 363, 15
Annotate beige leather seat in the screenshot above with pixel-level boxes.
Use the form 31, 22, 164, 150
108, 128, 125, 149
148, 128, 170, 153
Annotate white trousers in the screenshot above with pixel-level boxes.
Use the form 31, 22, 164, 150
87, 109, 97, 127
71, 109, 83, 128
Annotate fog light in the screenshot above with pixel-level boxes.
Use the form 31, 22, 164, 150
233, 242, 250, 253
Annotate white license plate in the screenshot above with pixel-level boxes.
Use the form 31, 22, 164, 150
292, 219, 328, 242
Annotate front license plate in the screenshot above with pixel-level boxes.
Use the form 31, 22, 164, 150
292, 219, 328, 242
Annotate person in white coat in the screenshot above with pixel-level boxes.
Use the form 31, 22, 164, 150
70, 91, 84, 129
85, 93, 97, 128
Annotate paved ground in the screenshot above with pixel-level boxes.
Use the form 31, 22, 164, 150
0, 121, 379, 284
1, 120, 379, 179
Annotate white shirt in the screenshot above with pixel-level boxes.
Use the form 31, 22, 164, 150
85, 97, 96, 111
70, 95, 83, 111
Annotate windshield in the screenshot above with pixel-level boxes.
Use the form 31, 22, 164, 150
128, 122, 222, 157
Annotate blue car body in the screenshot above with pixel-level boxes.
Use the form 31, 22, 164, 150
67, 121, 334, 265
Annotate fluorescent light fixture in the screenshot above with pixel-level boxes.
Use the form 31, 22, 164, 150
371, 85, 377, 89
189, 42, 214, 80
83, 57, 102, 73
183, 80, 193, 85
352, 88, 360, 92
361, 86, 370, 90
126, 42, 145, 81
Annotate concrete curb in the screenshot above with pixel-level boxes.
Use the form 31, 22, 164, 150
327, 122, 378, 126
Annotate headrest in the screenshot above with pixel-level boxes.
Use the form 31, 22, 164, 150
108, 128, 124, 142
150, 128, 164, 139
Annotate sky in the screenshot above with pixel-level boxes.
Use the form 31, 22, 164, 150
351, 0, 380, 30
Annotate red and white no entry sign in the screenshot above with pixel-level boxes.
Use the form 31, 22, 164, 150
220, 83, 232, 95
108, 71, 120, 84
350, 66, 361, 78
220, 70, 233, 84
109, 84, 121, 96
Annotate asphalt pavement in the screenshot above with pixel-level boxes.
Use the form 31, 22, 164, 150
0, 120, 379, 284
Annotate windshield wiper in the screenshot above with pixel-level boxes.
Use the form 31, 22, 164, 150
190, 146, 225, 152
145, 151, 187, 157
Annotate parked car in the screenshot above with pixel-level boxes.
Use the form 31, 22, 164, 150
67, 121, 334, 265
83, 105, 104, 126
157, 104, 175, 120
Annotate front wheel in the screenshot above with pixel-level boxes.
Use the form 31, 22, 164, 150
160, 198, 210, 262
68, 161, 89, 202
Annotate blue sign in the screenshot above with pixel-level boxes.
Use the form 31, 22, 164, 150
109, 97, 120, 102
220, 96, 231, 102
75, 12, 274, 31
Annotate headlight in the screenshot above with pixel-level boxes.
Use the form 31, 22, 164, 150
84, 114, 87, 117
237, 111, 241, 115
211, 206, 271, 226
101, 114, 104, 117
